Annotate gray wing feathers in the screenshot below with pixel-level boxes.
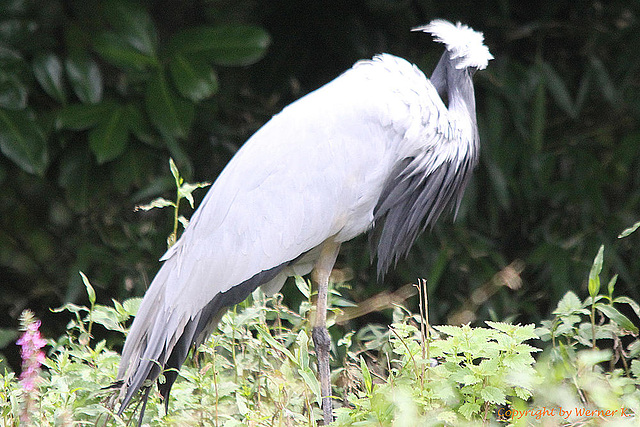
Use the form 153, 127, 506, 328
117, 261, 176, 409
370, 141, 478, 278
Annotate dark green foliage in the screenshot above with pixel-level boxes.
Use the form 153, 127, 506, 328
0, 0, 271, 367
0, 0, 639, 379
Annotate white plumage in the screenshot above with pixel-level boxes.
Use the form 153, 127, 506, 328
413, 20, 493, 70
116, 19, 492, 424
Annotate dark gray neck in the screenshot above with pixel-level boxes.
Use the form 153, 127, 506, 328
430, 51, 477, 124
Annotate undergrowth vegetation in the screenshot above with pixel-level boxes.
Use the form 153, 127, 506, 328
1, 163, 639, 426
1, 237, 639, 426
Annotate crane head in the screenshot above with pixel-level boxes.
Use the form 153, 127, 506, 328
413, 20, 493, 71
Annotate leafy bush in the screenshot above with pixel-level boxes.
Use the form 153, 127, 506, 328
1, 262, 638, 425
335, 319, 540, 425
2, 167, 638, 426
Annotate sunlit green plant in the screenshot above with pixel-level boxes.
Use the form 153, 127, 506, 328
135, 157, 210, 248
1, 271, 638, 426
538, 223, 640, 373
523, 222, 640, 426
334, 313, 540, 425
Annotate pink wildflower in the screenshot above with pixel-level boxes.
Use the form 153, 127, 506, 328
17, 311, 48, 424
17, 319, 47, 392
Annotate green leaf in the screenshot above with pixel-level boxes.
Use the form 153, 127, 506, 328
255, 325, 296, 363
434, 324, 465, 337
162, 134, 192, 176
360, 356, 373, 395
169, 157, 181, 187
299, 368, 322, 407
594, 303, 639, 334
0, 76, 27, 110
88, 305, 125, 332
458, 401, 481, 420
612, 296, 640, 320
110, 146, 155, 193
583, 295, 606, 306
65, 55, 103, 104
179, 181, 211, 208
169, 54, 219, 101
124, 103, 155, 146
588, 245, 604, 298
102, 0, 157, 58
51, 302, 88, 315
589, 57, 619, 105
531, 69, 545, 152
618, 221, 640, 238
79, 271, 96, 305
169, 24, 271, 67
476, 357, 500, 375
485, 159, 509, 210
574, 71, 591, 117
480, 385, 506, 405
486, 321, 517, 335
553, 291, 586, 316
577, 349, 612, 366
541, 61, 576, 119
461, 373, 481, 385
0, 45, 24, 66
0, 108, 48, 175
112, 299, 126, 316
145, 71, 194, 138
33, 53, 67, 104
514, 386, 532, 400
123, 297, 142, 316
58, 147, 92, 212
135, 197, 174, 211
296, 330, 310, 369
294, 276, 311, 299
88, 104, 129, 163
607, 274, 618, 298
56, 102, 114, 131
177, 215, 189, 230
513, 324, 539, 343
93, 32, 158, 70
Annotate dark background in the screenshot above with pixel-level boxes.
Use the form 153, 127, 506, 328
1, 0, 639, 372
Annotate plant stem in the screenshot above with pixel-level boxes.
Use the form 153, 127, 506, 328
213, 349, 219, 427
591, 301, 596, 350
171, 187, 181, 247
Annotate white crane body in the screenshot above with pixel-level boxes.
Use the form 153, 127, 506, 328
116, 20, 493, 423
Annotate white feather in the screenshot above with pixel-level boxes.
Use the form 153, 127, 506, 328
413, 19, 493, 70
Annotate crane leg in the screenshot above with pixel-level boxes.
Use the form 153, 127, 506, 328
311, 239, 341, 425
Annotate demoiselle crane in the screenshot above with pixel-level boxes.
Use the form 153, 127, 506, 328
116, 19, 492, 424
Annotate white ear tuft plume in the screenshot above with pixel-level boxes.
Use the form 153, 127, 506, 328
413, 19, 493, 70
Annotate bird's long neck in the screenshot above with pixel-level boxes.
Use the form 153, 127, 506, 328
431, 52, 478, 124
